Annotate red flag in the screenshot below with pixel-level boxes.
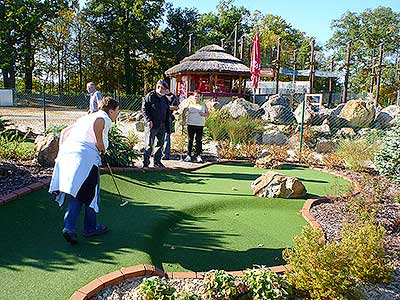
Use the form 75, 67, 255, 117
250, 33, 261, 89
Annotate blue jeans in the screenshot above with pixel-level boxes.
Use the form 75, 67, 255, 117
63, 195, 98, 234
163, 120, 174, 159
143, 124, 166, 166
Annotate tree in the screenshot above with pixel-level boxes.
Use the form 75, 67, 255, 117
327, 7, 400, 103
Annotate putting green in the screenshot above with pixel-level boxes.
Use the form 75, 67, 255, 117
0, 162, 350, 300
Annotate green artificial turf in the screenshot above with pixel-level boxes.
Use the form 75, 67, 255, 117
0, 162, 350, 300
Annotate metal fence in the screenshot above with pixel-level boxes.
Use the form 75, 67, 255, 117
0, 89, 397, 165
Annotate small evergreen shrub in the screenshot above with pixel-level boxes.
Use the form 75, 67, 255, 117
138, 276, 176, 300
242, 267, 291, 299
126, 129, 139, 148
105, 125, 139, 167
374, 118, 400, 182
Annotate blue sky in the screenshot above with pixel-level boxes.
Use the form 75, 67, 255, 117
78, 0, 399, 44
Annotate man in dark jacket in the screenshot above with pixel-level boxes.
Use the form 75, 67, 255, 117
142, 79, 170, 168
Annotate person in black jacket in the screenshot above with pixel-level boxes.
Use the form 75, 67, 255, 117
142, 79, 170, 168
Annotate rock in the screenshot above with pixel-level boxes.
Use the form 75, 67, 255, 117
372, 105, 400, 129
294, 101, 322, 125
263, 94, 291, 107
264, 105, 295, 125
262, 130, 288, 146
222, 98, 261, 118
251, 171, 307, 198
315, 138, 337, 154
0, 163, 17, 177
134, 121, 145, 132
35, 135, 59, 167
339, 99, 375, 128
311, 123, 331, 138
336, 127, 356, 139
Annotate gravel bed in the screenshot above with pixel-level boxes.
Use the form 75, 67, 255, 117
95, 276, 207, 300
0, 160, 52, 196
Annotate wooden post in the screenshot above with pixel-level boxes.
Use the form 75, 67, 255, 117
342, 41, 352, 103
328, 57, 334, 108
274, 37, 282, 94
291, 49, 297, 107
238, 75, 242, 94
240, 35, 245, 61
369, 49, 375, 94
309, 39, 315, 94
234, 23, 238, 57
375, 43, 384, 107
189, 34, 193, 55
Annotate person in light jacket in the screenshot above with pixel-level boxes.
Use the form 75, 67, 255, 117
49, 97, 120, 244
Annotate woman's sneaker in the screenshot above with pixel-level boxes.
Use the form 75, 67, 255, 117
195, 155, 203, 163
184, 155, 191, 162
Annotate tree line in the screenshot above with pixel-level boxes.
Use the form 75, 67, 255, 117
0, 0, 399, 103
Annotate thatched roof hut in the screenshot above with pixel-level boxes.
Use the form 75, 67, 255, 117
165, 45, 250, 98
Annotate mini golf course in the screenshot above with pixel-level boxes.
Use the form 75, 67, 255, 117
0, 162, 350, 300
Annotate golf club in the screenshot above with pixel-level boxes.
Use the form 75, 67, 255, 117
103, 154, 129, 207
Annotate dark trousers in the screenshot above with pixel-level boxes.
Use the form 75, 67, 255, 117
143, 124, 166, 166
187, 125, 203, 157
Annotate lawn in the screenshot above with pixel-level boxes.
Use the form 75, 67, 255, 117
0, 162, 350, 300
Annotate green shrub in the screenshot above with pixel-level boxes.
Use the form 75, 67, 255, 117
226, 116, 263, 144
0, 130, 35, 161
126, 129, 139, 148
138, 276, 176, 300
175, 291, 202, 300
105, 125, 140, 167
284, 219, 392, 300
374, 118, 400, 182
336, 138, 381, 172
45, 125, 68, 139
242, 267, 291, 299
204, 270, 245, 300
205, 109, 231, 141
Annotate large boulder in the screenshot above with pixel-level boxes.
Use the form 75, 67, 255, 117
294, 101, 323, 125
0, 163, 17, 177
222, 98, 261, 118
251, 171, 307, 198
262, 130, 288, 146
262, 96, 295, 125
315, 138, 337, 154
35, 135, 59, 167
372, 105, 400, 129
339, 99, 375, 128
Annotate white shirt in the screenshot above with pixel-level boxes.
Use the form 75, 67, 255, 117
180, 97, 207, 127
49, 110, 112, 212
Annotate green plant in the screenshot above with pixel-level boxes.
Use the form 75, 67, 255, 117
175, 291, 202, 300
204, 270, 245, 300
45, 125, 68, 139
336, 138, 381, 172
284, 220, 392, 300
374, 118, 400, 182
138, 276, 176, 300
242, 266, 291, 300
365, 129, 385, 145
105, 125, 140, 167
0, 130, 35, 161
322, 152, 345, 169
225, 116, 263, 144
126, 129, 139, 148
205, 109, 231, 141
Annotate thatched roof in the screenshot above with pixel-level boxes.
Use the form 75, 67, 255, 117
165, 45, 250, 77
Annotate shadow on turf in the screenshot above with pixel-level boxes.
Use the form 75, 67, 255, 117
0, 188, 288, 273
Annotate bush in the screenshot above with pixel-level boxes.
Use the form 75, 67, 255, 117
138, 276, 176, 300
322, 152, 345, 169
204, 270, 245, 300
126, 129, 139, 148
105, 125, 140, 167
374, 118, 400, 182
336, 138, 381, 172
242, 267, 291, 299
284, 220, 392, 300
216, 141, 241, 159
0, 130, 35, 161
205, 109, 231, 141
239, 142, 267, 160
45, 125, 68, 139
255, 145, 289, 169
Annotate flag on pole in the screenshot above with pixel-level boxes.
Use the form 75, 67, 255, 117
250, 33, 261, 89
